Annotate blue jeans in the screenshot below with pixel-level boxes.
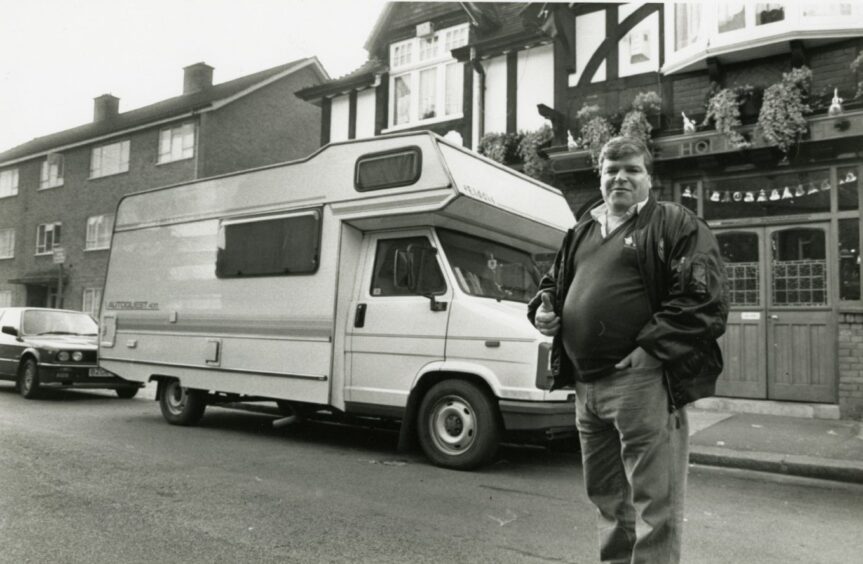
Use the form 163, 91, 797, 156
575, 367, 689, 564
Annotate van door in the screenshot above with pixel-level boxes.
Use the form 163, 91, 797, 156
346, 232, 452, 408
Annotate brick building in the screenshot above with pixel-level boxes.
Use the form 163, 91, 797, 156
0, 58, 327, 315
297, 2, 863, 419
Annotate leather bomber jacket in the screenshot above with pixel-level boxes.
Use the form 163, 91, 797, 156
527, 198, 730, 409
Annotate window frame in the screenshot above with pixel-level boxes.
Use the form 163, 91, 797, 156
82, 287, 102, 317
85, 213, 115, 251
215, 209, 323, 279
90, 139, 131, 179
0, 227, 14, 259
39, 154, 64, 189
157, 122, 196, 164
386, 23, 469, 131
354, 146, 422, 192
0, 168, 19, 199
35, 222, 61, 256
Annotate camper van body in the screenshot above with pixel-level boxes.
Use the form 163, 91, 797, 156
99, 132, 575, 469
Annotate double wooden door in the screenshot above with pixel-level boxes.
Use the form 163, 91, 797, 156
715, 224, 835, 402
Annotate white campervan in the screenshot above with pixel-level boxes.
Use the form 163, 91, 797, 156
99, 132, 575, 470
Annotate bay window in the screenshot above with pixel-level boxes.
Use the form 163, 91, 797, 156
388, 23, 468, 129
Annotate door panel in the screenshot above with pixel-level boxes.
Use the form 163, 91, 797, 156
347, 234, 451, 407
715, 225, 836, 403
715, 230, 767, 398
766, 226, 834, 402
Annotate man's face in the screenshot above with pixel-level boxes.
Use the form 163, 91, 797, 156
600, 154, 652, 215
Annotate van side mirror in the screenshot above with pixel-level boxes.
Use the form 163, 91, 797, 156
2, 326, 18, 337
393, 245, 447, 312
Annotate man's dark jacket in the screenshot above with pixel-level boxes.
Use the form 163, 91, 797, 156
527, 198, 729, 409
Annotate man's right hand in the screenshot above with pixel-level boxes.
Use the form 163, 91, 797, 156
534, 292, 561, 337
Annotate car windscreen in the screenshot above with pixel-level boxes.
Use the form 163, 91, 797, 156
436, 228, 542, 304
21, 310, 98, 336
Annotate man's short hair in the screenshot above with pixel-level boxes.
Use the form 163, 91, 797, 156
599, 136, 653, 173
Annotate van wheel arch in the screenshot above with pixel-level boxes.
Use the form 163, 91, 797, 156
398, 372, 502, 458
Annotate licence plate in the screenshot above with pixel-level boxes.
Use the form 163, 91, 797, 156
88, 368, 114, 377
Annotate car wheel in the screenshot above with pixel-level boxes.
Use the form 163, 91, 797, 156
418, 379, 500, 470
18, 358, 41, 399
159, 379, 206, 425
115, 387, 139, 399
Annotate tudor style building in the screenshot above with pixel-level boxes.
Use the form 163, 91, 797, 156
0, 58, 327, 316
297, 2, 863, 419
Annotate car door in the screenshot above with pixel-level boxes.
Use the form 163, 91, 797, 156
0, 309, 22, 378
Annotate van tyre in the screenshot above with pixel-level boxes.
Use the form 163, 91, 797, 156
18, 359, 41, 399
418, 380, 501, 470
159, 379, 206, 425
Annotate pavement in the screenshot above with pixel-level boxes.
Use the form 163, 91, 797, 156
687, 400, 863, 484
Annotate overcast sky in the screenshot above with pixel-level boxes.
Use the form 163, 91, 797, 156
0, 0, 391, 152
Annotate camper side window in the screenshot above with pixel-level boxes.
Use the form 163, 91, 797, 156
216, 211, 321, 278
370, 237, 446, 297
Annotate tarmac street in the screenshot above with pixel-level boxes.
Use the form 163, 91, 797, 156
0, 383, 861, 564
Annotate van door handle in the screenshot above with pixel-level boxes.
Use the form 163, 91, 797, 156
354, 303, 367, 328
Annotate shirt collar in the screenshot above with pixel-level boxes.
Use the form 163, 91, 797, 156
589, 198, 649, 237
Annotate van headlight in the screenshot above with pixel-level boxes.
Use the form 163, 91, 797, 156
72, 351, 83, 362
535, 342, 553, 390
57, 351, 70, 362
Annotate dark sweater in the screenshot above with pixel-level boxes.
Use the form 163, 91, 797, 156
560, 218, 652, 381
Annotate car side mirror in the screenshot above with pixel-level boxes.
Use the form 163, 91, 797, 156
1, 326, 18, 337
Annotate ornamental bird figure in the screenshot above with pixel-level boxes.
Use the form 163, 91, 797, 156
682, 111, 696, 134
829, 88, 844, 116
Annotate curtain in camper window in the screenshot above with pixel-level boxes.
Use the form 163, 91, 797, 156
216, 211, 321, 278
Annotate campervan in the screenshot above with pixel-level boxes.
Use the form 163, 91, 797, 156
99, 132, 575, 469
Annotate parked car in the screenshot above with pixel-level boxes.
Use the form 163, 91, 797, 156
0, 307, 141, 399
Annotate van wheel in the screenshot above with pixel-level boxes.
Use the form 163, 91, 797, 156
418, 380, 500, 470
159, 379, 206, 425
18, 359, 41, 399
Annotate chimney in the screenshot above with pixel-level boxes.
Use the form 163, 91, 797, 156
183, 62, 214, 94
93, 94, 120, 122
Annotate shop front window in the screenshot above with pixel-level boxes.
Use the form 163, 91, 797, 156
838, 166, 859, 211
839, 219, 861, 301
756, 3, 785, 25
718, 231, 760, 306
771, 228, 827, 306
703, 169, 831, 221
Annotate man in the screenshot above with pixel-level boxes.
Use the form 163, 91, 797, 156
528, 136, 728, 564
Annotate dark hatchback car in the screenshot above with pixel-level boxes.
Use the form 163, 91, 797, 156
0, 307, 141, 399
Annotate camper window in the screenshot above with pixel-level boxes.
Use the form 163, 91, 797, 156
370, 237, 445, 297
216, 211, 321, 278
354, 147, 421, 192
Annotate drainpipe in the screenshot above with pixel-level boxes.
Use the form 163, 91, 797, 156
470, 46, 486, 142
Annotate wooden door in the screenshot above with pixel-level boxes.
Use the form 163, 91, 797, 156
765, 225, 835, 402
715, 229, 768, 398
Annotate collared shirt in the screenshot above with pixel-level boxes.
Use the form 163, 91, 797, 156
589, 198, 649, 238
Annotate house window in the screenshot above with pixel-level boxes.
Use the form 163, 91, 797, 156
40, 154, 64, 189
36, 222, 61, 255
756, 3, 785, 25
90, 140, 130, 178
82, 288, 102, 317
0, 228, 14, 259
158, 123, 195, 163
388, 23, 469, 128
0, 290, 11, 307
802, 3, 852, 17
627, 24, 652, 63
216, 210, 321, 278
717, 1, 746, 33
0, 169, 19, 198
674, 3, 702, 50
85, 214, 114, 250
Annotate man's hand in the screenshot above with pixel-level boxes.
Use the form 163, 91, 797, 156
615, 346, 662, 369
534, 292, 561, 337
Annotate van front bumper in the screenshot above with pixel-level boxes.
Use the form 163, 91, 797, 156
498, 398, 576, 433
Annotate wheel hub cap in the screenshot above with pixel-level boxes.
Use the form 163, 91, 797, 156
431, 396, 476, 455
